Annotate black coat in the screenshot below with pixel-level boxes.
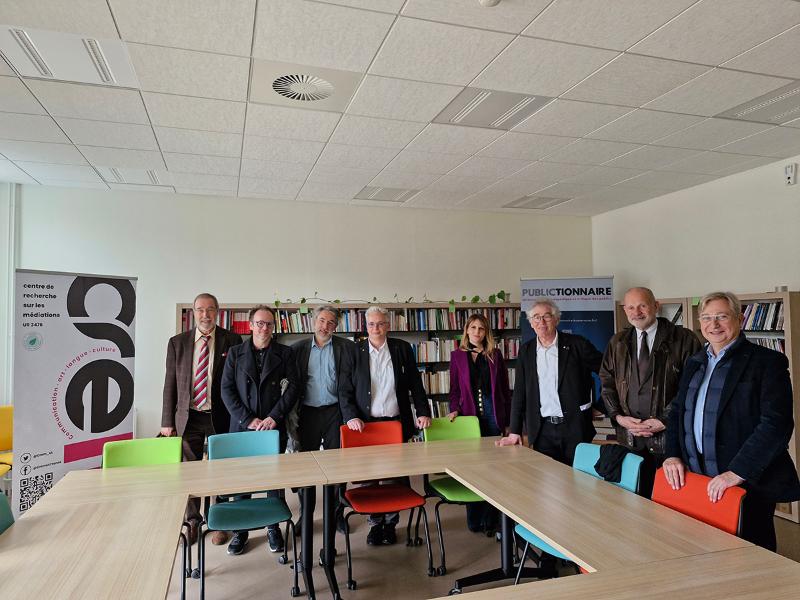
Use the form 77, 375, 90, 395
220, 340, 299, 433
509, 331, 603, 450
293, 335, 358, 408
666, 337, 800, 503
343, 337, 431, 441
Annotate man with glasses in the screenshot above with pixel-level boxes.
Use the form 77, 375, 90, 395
161, 292, 242, 545
663, 291, 800, 550
221, 304, 299, 555
341, 305, 431, 546
599, 287, 700, 496
498, 298, 603, 466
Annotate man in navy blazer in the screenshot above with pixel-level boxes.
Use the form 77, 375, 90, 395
664, 291, 800, 551
498, 298, 603, 466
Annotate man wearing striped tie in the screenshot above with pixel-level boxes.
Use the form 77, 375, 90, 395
161, 292, 242, 545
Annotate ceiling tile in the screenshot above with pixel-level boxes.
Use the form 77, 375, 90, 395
308, 164, 378, 186
108, 183, 175, 193
163, 172, 238, 191
0, 57, 14, 76
384, 149, 469, 175
245, 104, 341, 142
603, 145, 702, 169
616, 170, 720, 191
0, 140, 86, 165
298, 180, 364, 200
715, 126, 800, 157
712, 155, 776, 176
447, 156, 531, 179
0, 159, 38, 183
531, 182, 600, 199
523, 0, 696, 50
587, 109, 703, 144
238, 177, 302, 199
542, 139, 641, 165
368, 171, 441, 189
109, 0, 255, 56
253, 0, 394, 71
57, 118, 158, 150
95, 166, 163, 185
402, 0, 549, 33
314, 0, 404, 12
653, 118, 774, 150
0, 76, 45, 114
15, 162, 102, 182
478, 132, 576, 161
39, 180, 110, 189
174, 188, 233, 197
0, 113, 68, 143
561, 165, 646, 186
0, 0, 119, 37
404, 189, 468, 208
644, 68, 793, 116
27, 81, 149, 123
426, 174, 495, 193
564, 54, 709, 106
722, 25, 800, 79
508, 161, 586, 185
240, 158, 313, 180
316, 143, 398, 170
630, 0, 800, 65
656, 151, 762, 174
783, 118, 800, 129
458, 179, 541, 208
471, 37, 618, 96
370, 17, 513, 86
546, 186, 663, 215
143, 93, 245, 133
347, 75, 463, 122
128, 43, 250, 101
163, 153, 240, 176
154, 127, 242, 157
78, 146, 166, 169
513, 99, 631, 137
242, 136, 324, 163
329, 115, 426, 149
407, 124, 502, 155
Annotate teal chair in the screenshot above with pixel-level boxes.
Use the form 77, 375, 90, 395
199, 431, 299, 600
0, 492, 13, 535
513, 443, 644, 584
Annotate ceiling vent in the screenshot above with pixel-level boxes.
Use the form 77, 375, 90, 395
716, 81, 800, 125
354, 186, 419, 203
96, 167, 160, 185
250, 59, 360, 112
503, 196, 569, 210
0, 26, 138, 87
433, 87, 553, 130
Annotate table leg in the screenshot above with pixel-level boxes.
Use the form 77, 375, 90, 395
322, 484, 342, 600
300, 487, 316, 599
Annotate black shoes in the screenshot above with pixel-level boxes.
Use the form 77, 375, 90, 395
366, 524, 383, 545
227, 531, 248, 555
381, 525, 397, 545
268, 527, 285, 553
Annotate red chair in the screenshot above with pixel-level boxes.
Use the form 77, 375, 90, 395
652, 468, 746, 535
339, 422, 434, 590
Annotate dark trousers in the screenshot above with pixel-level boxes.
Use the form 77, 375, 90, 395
364, 415, 403, 527
466, 410, 501, 532
533, 420, 575, 466
298, 404, 344, 521
234, 432, 288, 535
182, 409, 218, 523
629, 447, 662, 499
740, 493, 778, 551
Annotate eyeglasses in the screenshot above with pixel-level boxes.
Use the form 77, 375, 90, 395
252, 320, 275, 329
530, 313, 555, 323
699, 314, 731, 324
366, 321, 389, 329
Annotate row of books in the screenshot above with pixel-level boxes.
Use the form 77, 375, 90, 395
747, 335, 786, 353
741, 301, 784, 331
420, 368, 516, 396
411, 337, 521, 364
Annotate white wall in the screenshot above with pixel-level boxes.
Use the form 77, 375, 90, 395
592, 156, 800, 299
14, 185, 592, 433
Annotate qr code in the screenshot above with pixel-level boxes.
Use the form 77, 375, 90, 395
19, 472, 54, 512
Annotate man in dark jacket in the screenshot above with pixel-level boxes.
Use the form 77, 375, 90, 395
663, 291, 800, 551
340, 305, 431, 546
600, 287, 701, 496
221, 304, 299, 556
497, 298, 603, 466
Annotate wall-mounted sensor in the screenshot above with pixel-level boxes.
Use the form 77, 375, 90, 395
786, 163, 797, 186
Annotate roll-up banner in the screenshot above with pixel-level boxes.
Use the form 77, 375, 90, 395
11, 270, 137, 517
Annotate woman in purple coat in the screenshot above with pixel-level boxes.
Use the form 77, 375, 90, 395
447, 313, 512, 534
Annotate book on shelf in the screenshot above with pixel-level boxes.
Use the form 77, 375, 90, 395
741, 301, 784, 331
747, 336, 786, 354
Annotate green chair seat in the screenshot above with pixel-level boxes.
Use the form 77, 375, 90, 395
428, 476, 483, 503
207, 497, 292, 532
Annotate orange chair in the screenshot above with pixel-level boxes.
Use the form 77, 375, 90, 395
652, 468, 746, 535
339, 422, 434, 590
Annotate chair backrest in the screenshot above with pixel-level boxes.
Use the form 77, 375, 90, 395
572, 443, 644, 494
652, 468, 746, 535
0, 406, 12, 452
0, 493, 13, 535
208, 430, 280, 460
340, 421, 403, 448
424, 416, 481, 442
102, 436, 183, 469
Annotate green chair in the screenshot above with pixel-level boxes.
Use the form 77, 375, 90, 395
199, 430, 299, 600
0, 492, 13, 535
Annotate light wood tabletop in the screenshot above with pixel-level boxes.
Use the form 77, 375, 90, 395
446, 458, 750, 572
432, 546, 800, 599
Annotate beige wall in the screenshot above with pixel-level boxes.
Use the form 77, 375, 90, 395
592, 155, 800, 299
14, 185, 592, 433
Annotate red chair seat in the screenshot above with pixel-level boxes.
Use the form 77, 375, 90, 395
344, 484, 425, 513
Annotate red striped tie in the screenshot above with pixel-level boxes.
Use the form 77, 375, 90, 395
193, 335, 210, 409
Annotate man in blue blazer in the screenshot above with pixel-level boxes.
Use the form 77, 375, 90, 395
664, 291, 800, 550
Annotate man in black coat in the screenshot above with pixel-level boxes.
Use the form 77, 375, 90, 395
664, 291, 800, 551
498, 298, 603, 466
340, 305, 431, 546
221, 305, 299, 556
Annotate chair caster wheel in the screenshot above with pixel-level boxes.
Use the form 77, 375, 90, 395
448, 588, 462, 595
427, 567, 435, 577
437, 566, 447, 576
414, 538, 423, 546
191, 568, 201, 580
347, 580, 357, 590
290, 586, 301, 597
278, 555, 289, 565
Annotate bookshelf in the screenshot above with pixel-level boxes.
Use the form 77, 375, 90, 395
176, 301, 522, 420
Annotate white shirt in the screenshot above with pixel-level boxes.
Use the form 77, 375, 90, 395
536, 334, 562, 417
369, 341, 400, 418
635, 320, 658, 357
193, 327, 215, 411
